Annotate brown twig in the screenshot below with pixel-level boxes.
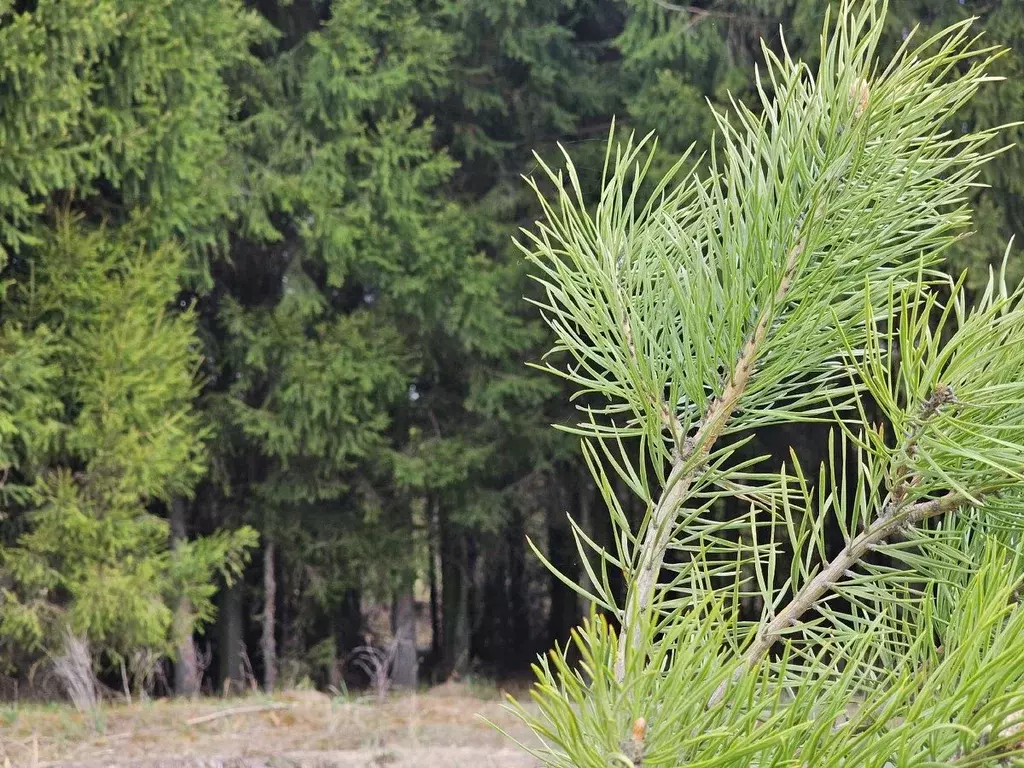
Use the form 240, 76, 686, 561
185, 702, 292, 726
703, 387, 971, 708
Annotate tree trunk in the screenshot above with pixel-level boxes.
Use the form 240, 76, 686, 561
326, 624, 342, 692
439, 508, 470, 679
218, 581, 245, 693
55, 634, 97, 711
479, 544, 508, 669
261, 537, 277, 691
507, 507, 530, 668
549, 465, 590, 643
337, 588, 363, 655
280, 561, 300, 689
391, 586, 418, 689
576, 475, 594, 620
427, 496, 441, 662
170, 498, 200, 697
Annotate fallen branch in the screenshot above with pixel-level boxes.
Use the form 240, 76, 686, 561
185, 702, 292, 726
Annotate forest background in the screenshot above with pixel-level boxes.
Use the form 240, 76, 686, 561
0, 0, 1021, 701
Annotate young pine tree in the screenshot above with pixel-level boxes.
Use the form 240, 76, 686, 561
506, 2, 1024, 765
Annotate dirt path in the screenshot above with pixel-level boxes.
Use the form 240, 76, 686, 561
0, 684, 544, 767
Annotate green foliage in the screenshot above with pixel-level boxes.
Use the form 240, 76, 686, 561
7, 0, 1023, 702
0, 221, 255, 662
0, 0, 264, 262
617, 0, 1024, 289
0, 323, 60, 505
510, 548, 1024, 766
0, 0, 264, 675
220, 301, 409, 504
510, 2, 1024, 764
214, 0, 462, 522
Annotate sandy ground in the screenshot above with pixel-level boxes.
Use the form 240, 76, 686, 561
0, 683, 544, 767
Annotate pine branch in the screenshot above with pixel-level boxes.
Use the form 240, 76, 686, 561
756, 492, 970, 659
707, 487, 980, 706
511, 2, 1024, 762
621, 311, 686, 453
884, 384, 958, 509
704, 385, 969, 704
615, 236, 805, 680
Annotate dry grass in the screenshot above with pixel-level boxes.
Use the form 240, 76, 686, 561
0, 681, 542, 767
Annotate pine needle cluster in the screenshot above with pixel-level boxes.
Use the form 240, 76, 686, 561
507, 2, 1024, 764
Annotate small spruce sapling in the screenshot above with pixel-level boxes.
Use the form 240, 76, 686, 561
504, 1, 1024, 765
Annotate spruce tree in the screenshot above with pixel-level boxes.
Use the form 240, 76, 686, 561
0, 221, 255, 695
0, 0, 262, 694
423, 0, 627, 675
204, 0, 496, 686
508, 2, 1024, 764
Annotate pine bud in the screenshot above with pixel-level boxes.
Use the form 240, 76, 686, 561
632, 716, 647, 743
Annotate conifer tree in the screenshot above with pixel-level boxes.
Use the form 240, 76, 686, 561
424, 0, 628, 674
0, 221, 255, 694
0, 0, 264, 261
204, 0, 509, 686
0, 0, 262, 694
508, 2, 1024, 764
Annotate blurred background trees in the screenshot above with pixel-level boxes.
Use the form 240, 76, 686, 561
0, 0, 1020, 698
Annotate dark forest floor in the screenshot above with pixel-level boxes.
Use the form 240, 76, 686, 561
0, 682, 542, 767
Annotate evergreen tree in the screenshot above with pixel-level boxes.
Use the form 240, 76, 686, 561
201, 0, 514, 687
0, 0, 264, 261
419, 0, 629, 676
0, 0, 262, 694
2, 0, 1022, 702
0, 220, 254, 694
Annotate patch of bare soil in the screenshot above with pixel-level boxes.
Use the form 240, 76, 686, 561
0, 683, 543, 767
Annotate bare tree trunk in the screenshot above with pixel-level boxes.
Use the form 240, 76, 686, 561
54, 634, 97, 711
170, 498, 200, 697
391, 587, 418, 688
576, 476, 594, 620
326, 632, 341, 692
507, 507, 530, 668
479, 545, 508, 670
261, 537, 277, 691
440, 508, 469, 679
337, 588, 363, 655
427, 496, 441, 662
219, 581, 245, 693
546, 464, 593, 639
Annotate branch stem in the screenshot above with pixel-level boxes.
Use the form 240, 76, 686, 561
614, 238, 804, 681
708, 489, 972, 706
885, 384, 956, 509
